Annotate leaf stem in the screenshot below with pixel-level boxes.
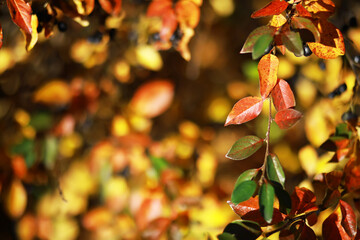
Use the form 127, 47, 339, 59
260, 97, 273, 184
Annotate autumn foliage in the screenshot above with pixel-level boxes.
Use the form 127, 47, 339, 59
0, 0, 360, 239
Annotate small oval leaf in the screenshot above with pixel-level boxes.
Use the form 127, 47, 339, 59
231, 180, 257, 205
225, 97, 264, 126
281, 30, 304, 57
252, 34, 273, 60
266, 153, 285, 187
251, 0, 288, 19
235, 169, 259, 186
259, 183, 275, 224
258, 54, 279, 98
271, 79, 296, 111
274, 109, 302, 129
226, 135, 264, 160
241, 26, 277, 54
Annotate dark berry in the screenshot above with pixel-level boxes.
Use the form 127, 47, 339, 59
108, 28, 117, 40
341, 25, 349, 33
170, 28, 183, 47
57, 22, 67, 32
303, 43, 312, 57
264, 44, 274, 55
150, 32, 161, 42
354, 55, 360, 64
349, 16, 358, 28
37, 24, 43, 33
341, 111, 357, 121
338, 83, 347, 93
318, 60, 326, 70
328, 91, 337, 99
88, 31, 103, 43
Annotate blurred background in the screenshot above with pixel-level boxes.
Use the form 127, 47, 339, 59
0, 0, 359, 239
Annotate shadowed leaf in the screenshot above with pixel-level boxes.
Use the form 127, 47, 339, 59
241, 26, 277, 54
266, 154, 285, 187
291, 17, 320, 42
282, 30, 304, 57
259, 183, 275, 223
231, 180, 257, 205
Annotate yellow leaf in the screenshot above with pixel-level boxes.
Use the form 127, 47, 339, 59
209, 0, 235, 17
6, 179, 27, 218
23, 14, 38, 51
34, 80, 71, 105
135, 45, 163, 71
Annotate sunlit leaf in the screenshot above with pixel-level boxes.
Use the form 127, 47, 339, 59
252, 34, 273, 60
209, 0, 234, 17
307, 20, 345, 59
344, 157, 360, 192
11, 156, 27, 179
7, 0, 32, 34
339, 200, 357, 239
259, 182, 275, 223
225, 97, 263, 126
241, 26, 276, 54
266, 153, 285, 187
231, 180, 257, 205
135, 45, 163, 71
274, 109, 302, 129
296, 4, 312, 17
226, 135, 264, 160
258, 54, 279, 98
271, 79, 296, 111
33, 80, 71, 105
303, 0, 335, 17
282, 29, 304, 57
268, 14, 286, 28
291, 17, 320, 42
6, 179, 27, 218
99, 0, 122, 15
251, 0, 288, 19
175, 0, 200, 28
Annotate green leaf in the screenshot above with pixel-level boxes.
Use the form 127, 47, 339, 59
266, 154, 285, 187
241, 26, 276, 54
234, 169, 259, 186
291, 17, 320, 42
259, 183, 275, 223
231, 180, 257, 205
43, 136, 58, 169
217, 232, 236, 240
252, 34, 273, 60
149, 155, 169, 176
335, 123, 352, 139
282, 30, 303, 57
272, 182, 292, 214
12, 138, 36, 168
226, 135, 264, 160
222, 220, 262, 240
30, 112, 53, 131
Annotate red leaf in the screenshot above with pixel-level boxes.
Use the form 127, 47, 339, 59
225, 96, 263, 126
147, 0, 172, 17
271, 79, 296, 111
344, 157, 360, 193
299, 224, 317, 240
275, 109, 302, 129
130, 80, 174, 118
7, 0, 32, 35
340, 200, 357, 239
323, 213, 346, 240
228, 197, 285, 227
325, 171, 343, 190
258, 54, 279, 98
99, 0, 122, 15
290, 187, 318, 225
296, 4, 312, 17
251, 0, 289, 18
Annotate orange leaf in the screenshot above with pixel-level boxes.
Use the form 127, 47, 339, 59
275, 108, 302, 129
7, 0, 32, 35
296, 4, 312, 17
251, 0, 289, 19
344, 157, 360, 193
228, 197, 285, 227
258, 54, 279, 98
6, 179, 27, 218
33, 80, 71, 105
307, 20, 345, 59
99, 0, 122, 15
303, 0, 335, 18
175, 0, 200, 28
147, 0, 172, 17
130, 80, 174, 118
271, 79, 295, 111
225, 96, 263, 126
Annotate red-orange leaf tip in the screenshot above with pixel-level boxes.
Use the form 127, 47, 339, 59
225, 96, 263, 126
251, 0, 288, 19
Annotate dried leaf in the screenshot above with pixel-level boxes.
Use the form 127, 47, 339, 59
130, 80, 174, 118
275, 109, 302, 129
99, 0, 122, 15
251, 0, 288, 19
7, 0, 32, 34
226, 135, 264, 160
225, 96, 263, 126
258, 54, 279, 98
271, 79, 296, 111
